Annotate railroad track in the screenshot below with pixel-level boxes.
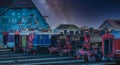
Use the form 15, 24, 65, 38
0, 51, 117, 65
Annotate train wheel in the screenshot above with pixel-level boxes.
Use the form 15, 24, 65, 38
10, 48, 13, 51
88, 55, 96, 62
31, 50, 36, 55
84, 55, 88, 62
75, 54, 80, 59
75, 54, 78, 59
102, 56, 108, 61
58, 50, 63, 56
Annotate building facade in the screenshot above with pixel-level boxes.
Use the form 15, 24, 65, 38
0, 0, 50, 32
99, 20, 120, 31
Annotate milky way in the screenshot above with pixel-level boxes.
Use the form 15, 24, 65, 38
45, 0, 74, 25
33, 0, 120, 29
33, 0, 72, 29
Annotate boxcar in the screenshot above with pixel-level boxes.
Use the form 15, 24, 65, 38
33, 32, 59, 47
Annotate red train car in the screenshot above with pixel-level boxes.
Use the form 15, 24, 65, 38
102, 32, 120, 58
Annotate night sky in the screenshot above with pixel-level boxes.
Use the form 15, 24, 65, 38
1, 0, 120, 29
45, 0, 120, 28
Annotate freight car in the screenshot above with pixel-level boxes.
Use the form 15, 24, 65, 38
31, 32, 59, 54
5, 31, 60, 54
33, 32, 59, 47
7, 32, 30, 52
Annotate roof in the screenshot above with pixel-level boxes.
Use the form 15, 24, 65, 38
102, 33, 114, 39
0, 0, 13, 7
10, 0, 35, 8
55, 24, 79, 30
0, 0, 35, 16
112, 30, 120, 39
102, 32, 120, 39
0, 0, 35, 8
99, 20, 120, 29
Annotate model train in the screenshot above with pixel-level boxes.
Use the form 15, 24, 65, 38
2, 29, 120, 62
3, 31, 59, 53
